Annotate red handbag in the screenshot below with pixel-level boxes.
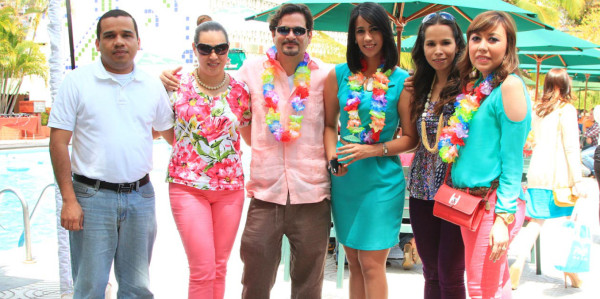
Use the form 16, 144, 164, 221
433, 166, 493, 231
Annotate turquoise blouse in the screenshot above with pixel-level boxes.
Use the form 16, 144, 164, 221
451, 74, 531, 214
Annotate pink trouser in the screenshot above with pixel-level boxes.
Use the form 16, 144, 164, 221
461, 191, 526, 299
169, 183, 244, 299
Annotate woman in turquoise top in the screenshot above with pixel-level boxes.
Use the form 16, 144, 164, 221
324, 3, 417, 298
447, 11, 531, 298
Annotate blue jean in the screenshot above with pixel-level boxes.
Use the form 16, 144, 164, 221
582, 146, 597, 175
70, 180, 157, 299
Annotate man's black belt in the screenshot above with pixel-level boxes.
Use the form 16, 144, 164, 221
73, 173, 150, 193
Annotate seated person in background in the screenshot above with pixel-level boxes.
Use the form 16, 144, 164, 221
581, 105, 600, 176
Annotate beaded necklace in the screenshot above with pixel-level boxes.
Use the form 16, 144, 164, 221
421, 75, 444, 153
438, 74, 494, 163
194, 69, 228, 90
262, 46, 311, 142
343, 65, 391, 144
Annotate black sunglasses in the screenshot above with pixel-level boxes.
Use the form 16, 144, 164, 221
195, 43, 229, 55
422, 12, 456, 24
274, 26, 308, 36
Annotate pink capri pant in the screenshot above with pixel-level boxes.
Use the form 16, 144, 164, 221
461, 190, 526, 299
169, 183, 244, 299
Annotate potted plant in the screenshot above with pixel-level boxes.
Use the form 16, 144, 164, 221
0, 4, 48, 115
39, 106, 50, 137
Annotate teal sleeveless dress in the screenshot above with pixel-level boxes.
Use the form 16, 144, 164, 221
331, 63, 408, 250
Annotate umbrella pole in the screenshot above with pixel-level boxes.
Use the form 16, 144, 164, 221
395, 23, 404, 66
66, 0, 76, 70
585, 74, 590, 109
534, 60, 541, 102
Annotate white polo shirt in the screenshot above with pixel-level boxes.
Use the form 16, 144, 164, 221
49, 60, 174, 183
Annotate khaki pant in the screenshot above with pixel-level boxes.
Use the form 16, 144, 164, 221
240, 197, 331, 299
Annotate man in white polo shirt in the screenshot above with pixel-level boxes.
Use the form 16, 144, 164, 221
48, 9, 173, 298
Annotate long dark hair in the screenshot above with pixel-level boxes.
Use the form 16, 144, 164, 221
536, 68, 573, 117
346, 2, 397, 73
410, 13, 466, 122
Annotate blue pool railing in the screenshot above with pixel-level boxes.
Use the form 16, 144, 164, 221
0, 188, 33, 262
17, 184, 56, 248
0, 183, 55, 263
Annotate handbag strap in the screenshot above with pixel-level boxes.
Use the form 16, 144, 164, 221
442, 163, 495, 200
443, 163, 451, 184
553, 105, 575, 189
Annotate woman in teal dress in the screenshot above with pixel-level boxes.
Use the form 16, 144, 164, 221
323, 3, 418, 298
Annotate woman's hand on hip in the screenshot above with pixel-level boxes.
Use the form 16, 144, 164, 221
489, 217, 509, 262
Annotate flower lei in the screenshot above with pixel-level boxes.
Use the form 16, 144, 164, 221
343, 66, 391, 144
262, 46, 311, 142
438, 74, 494, 163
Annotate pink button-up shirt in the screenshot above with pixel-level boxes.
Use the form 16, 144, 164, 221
237, 55, 331, 205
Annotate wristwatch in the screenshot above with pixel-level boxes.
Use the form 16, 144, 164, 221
496, 212, 515, 225
382, 142, 388, 156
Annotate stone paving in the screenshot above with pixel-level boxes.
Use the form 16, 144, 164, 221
1, 140, 600, 298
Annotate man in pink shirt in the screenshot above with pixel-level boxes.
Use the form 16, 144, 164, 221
236, 4, 331, 298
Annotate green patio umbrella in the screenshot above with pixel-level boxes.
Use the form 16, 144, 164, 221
519, 48, 600, 102
570, 72, 600, 108
246, 0, 550, 56
516, 29, 598, 52
521, 66, 600, 108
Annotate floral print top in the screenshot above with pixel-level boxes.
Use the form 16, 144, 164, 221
407, 102, 453, 200
167, 72, 251, 190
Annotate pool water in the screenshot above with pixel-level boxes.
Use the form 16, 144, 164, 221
0, 147, 56, 251
0, 141, 173, 252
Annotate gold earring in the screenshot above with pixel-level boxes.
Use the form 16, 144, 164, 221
471, 66, 478, 78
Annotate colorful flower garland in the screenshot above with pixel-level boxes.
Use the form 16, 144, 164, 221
262, 46, 311, 142
343, 67, 391, 144
438, 74, 494, 163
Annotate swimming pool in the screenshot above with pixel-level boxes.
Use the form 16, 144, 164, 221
0, 141, 173, 252
0, 147, 56, 251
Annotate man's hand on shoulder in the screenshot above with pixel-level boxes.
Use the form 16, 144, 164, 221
404, 70, 415, 93
160, 66, 182, 92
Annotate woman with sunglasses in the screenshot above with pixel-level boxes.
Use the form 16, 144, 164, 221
407, 11, 467, 298
443, 11, 531, 298
324, 3, 417, 298
166, 21, 251, 299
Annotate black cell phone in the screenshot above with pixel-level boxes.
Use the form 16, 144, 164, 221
329, 158, 339, 174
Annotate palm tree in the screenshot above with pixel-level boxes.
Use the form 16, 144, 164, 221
0, 5, 47, 114
507, 0, 590, 27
